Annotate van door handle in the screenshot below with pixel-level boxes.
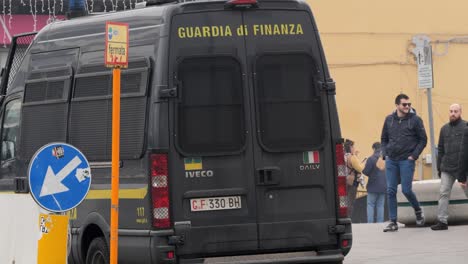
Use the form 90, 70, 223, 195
159, 87, 177, 98
257, 167, 281, 186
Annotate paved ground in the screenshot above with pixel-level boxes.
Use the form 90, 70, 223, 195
345, 223, 468, 264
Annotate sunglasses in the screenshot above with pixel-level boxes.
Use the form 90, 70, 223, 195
401, 103, 412, 107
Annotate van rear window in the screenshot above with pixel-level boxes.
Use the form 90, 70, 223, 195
255, 54, 324, 151
177, 57, 244, 154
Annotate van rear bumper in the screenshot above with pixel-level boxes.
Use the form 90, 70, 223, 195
179, 251, 344, 264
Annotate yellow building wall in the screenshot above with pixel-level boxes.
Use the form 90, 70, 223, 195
308, 0, 468, 179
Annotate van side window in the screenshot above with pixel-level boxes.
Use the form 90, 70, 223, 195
177, 57, 245, 154
255, 54, 324, 151
71, 59, 149, 161
1, 99, 21, 161
20, 67, 72, 159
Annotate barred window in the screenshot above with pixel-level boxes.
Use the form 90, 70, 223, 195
177, 57, 245, 154
255, 54, 324, 151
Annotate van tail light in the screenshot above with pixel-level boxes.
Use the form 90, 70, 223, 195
151, 153, 171, 228
342, 239, 350, 248
225, 0, 258, 8
335, 143, 348, 218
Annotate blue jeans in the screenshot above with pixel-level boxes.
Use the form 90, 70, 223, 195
386, 158, 421, 222
367, 192, 385, 223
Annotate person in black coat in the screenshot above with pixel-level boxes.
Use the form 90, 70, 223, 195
432, 104, 467, 231
381, 93, 427, 232
457, 111, 468, 190
363, 142, 387, 223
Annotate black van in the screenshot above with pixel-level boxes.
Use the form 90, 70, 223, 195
0, 0, 352, 263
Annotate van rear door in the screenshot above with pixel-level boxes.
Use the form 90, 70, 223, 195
243, 9, 338, 249
167, 2, 338, 258
168, 10, 258, 256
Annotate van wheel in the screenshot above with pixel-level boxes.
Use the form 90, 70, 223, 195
86, 237, 109, 264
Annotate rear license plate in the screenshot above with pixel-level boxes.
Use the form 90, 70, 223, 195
190, 196, 242, 212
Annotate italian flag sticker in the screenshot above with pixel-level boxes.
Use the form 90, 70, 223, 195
303, 151, 320, 164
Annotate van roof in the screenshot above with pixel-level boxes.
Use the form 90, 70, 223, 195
34, 0, 310, 42
35, 5, 169, 43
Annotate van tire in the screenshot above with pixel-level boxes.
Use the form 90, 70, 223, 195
86, 237, 109, 264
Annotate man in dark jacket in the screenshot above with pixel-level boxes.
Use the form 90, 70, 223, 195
431, 104, 467, 230
381, 93, 428, 232
458, 126, 468, 190
363, 142, 387, 223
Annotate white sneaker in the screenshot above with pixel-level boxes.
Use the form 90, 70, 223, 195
415, 209, 425, 227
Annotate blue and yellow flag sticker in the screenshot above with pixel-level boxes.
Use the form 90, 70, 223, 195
184, 157, 202, 170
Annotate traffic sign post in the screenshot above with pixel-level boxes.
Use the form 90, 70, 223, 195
414, 43, 434, 89
29, 143, 90, 264
105, 21, 129, 264
412, 35, 437, 179
105, 22, 129, 68
37, 214, 69, 264
28, 143, 92, 213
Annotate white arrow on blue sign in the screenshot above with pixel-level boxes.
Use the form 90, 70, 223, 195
29, 143, 92, 213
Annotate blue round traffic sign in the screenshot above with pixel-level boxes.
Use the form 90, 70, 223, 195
28, 143, 92, 213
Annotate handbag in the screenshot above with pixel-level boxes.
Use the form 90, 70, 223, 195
346, 170, 356, 186
345, 153, 357, 186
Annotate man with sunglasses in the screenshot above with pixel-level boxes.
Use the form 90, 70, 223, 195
381, 93, 428, 232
